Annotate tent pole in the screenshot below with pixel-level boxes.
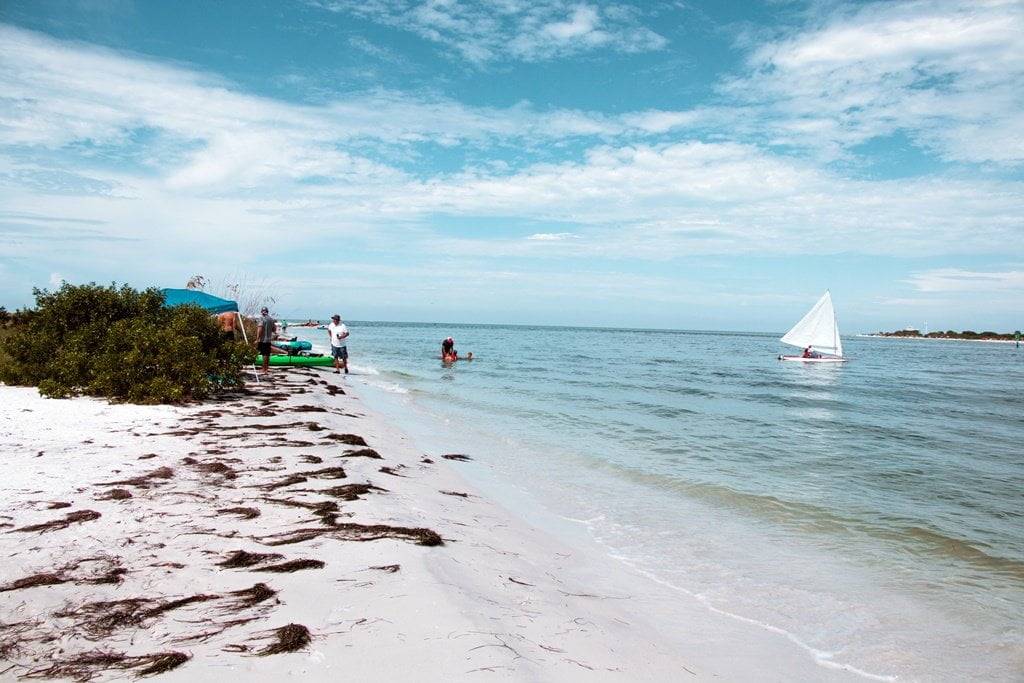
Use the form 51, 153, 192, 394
237, 312, 259, 383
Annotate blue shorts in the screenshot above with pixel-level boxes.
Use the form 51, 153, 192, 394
331, 346, 348, 360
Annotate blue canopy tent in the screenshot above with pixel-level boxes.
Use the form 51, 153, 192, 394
161, 288, 238, 314
161, 288, 258, 382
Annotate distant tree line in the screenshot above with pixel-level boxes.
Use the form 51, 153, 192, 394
875, 329, 1018, 340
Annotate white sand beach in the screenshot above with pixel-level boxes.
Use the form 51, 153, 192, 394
1, 369, 870, 681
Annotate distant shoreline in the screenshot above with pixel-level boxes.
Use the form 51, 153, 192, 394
859, 334, 1019, 345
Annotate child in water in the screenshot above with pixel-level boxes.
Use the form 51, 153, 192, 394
441, 337, 473, 362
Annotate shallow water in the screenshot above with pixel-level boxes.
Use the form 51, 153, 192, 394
292, 323, 1024, 680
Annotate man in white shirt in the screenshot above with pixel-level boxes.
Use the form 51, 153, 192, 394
327, 314, 349, 374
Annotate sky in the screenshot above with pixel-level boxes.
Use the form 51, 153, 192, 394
0, 0, 1022, 332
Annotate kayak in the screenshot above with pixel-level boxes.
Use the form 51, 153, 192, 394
274, 340, 312, 352
255, 354, 334, 367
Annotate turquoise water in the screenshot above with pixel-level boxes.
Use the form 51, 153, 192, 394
293, 323, 1024, 680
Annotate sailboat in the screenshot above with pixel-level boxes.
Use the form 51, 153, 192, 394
778, 291, 848, 362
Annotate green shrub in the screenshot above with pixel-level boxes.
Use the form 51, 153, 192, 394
0, 283, 250, 403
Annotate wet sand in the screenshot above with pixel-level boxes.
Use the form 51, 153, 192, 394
1, 369, 866, 681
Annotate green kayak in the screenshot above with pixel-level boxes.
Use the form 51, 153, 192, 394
255, 354, 334, 367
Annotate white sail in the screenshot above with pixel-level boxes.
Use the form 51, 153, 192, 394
780, 291, 843, 357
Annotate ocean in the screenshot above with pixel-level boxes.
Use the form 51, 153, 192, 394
290, 322, 1024, 680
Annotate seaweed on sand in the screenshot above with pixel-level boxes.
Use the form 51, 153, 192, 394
442, 453, 472, 461
95, 466, 174, 488
254, 559, 324, 573
440, 490, 470, 498
261, 498, 341, 526
299, 454, 323, 464
20, 650, 189, 681
0, 573, 65, 592
55, 594, 217, 640
340, 448, 382, 459
1, 558, 127, 592
15, 510, 100, 533
191, 461, 238, 479
293, 405, 328, 413
218, 550, 284, 569
222, 583, 278, 611
95, 489, 132, 501
217, 506, 261, 519
259, 522, 443, 547
303, 466, 347, 480
0, 619, 39, 660
255, 623, 312, 656
260, 474, 308, 491
313, 484, 387, 501
322, 433, 366, 446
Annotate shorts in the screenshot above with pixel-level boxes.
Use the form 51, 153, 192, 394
331, 346, 348, 360
257, 341, 272, 356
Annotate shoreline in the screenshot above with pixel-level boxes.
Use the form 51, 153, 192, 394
1, 371, 870, 681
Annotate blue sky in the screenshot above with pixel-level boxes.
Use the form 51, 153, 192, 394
0, 0, 1021, 332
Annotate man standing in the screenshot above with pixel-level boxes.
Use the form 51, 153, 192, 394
327, 314, 349, 374
257, 307, 276, 373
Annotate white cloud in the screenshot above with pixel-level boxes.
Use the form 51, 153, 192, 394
906, 268, 1024, 292
48, 272, 63, 287
0, 20, 1022, 305
308, 0, 666, 63
526, 232, 578, 241
723, 0, 1024, 164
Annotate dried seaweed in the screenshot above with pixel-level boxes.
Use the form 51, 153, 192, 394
0, 572, 66, 592
303, 466, 347, 480
96, 467, 173, 488
293, 405, 328, 413
261, 474, 308, 491
55, 594, 216, 639
255, 623, 311, 656
217, 506, 261, 519
260, 522, 443, 547
442, 453, 472, 461
95, 489, 132, 501
218, 550, 284, 569
313, 483, 387, 501
261, 498, 340, 525
223, 583, 278, 610
254, 559, 324, 573
21, 650, 189, 681
341, 448, 382, 459
322, 433, 366, 446
15, 510, 100, 533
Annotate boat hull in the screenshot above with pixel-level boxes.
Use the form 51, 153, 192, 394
778, 355, 848, 363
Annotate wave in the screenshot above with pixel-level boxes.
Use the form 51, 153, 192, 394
577, 460, 1024, 585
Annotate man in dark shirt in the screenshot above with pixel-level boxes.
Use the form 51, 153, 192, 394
257, 307, 276, 373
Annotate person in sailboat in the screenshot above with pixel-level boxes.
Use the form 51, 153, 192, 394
802, 346, 820, 359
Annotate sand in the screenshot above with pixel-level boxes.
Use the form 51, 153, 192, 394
0, 370, 870, 681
